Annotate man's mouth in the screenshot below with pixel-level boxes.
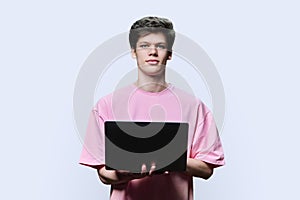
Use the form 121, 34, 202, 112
146, 60, 159, 65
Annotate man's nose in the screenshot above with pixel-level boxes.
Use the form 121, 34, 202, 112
148, 45, 158, 55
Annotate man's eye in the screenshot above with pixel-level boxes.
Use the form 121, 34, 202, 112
156, 45, 166, 49
140, 44, 149, 48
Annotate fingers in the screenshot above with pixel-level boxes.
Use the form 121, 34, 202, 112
149, 162, 156, 176
140, 163, 156, 176
141, 164, 147, 174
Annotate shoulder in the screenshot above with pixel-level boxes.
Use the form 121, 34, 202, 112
93, 84, 135, 110
170, 85, 212, 115
170, 85, 203, 106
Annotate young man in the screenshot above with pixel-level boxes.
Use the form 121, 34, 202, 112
79, 16, 225, 200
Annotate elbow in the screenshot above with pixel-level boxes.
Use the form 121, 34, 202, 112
99, 175, 111, 185
97, 166, 112, 185
203, 168, 214, 180
200, 166, 214, 180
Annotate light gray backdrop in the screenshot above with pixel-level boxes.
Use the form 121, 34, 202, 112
0, 0, 299, 199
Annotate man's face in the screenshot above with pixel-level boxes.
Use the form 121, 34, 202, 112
131, 32, 172, 77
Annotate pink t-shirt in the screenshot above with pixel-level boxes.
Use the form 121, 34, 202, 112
79, 84, 225, 200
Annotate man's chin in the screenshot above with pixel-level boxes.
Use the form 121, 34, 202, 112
146, 69, 166, 77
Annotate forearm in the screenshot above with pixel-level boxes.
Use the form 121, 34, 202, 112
98, 167, 132, 185
186, 158, 214, 180
98, 159, 214, 184
98, 166, 147, 185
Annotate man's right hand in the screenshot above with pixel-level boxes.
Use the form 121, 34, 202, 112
98, 163, 156, 185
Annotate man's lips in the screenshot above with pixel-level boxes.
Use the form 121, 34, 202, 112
146, 60, 159, 65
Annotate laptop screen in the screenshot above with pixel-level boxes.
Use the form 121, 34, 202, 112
105, 121, 188, 173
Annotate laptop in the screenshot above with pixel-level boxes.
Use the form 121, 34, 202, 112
104, 121, 188, 173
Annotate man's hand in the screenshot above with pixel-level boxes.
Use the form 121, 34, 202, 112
98, 163, 157, 185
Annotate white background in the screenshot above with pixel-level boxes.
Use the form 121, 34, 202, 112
1, 0, 299, 199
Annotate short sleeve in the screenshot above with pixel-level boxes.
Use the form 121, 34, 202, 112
190, 102, 225, 167
79, 102, 106, 168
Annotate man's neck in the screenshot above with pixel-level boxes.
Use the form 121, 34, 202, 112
134, 79, 168, 93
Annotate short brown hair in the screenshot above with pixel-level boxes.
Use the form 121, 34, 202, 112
129, 16, 175, 50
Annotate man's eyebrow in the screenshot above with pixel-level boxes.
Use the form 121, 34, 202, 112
137, 41, 167, 44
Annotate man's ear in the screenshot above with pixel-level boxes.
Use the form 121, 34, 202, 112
167, 51, 172, 60
131, 48, 137, 58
